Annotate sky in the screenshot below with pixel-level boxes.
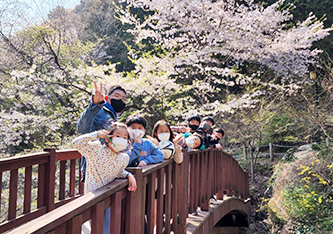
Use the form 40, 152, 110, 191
21, 0, 81, 21
0, 0, 81, 33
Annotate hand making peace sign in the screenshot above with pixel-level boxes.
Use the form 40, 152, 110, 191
92, 81, 105, 104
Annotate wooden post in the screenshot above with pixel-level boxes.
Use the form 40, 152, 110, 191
269, 143, 273, 161
243, 144, 247, 160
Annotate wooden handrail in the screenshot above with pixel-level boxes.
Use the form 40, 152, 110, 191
0, 149, 83, 233
2, 148, 250, 234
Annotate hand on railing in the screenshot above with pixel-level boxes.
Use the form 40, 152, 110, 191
215, 144, 223, 150
127, 174, 137, 191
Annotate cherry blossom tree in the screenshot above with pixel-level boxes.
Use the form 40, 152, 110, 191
115, 0, 333, 129
118, 0, 331, 77
0, 4, 97, 155
1, 0, 333, 156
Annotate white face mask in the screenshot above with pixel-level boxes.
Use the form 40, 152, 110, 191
129, 129, 145, 140
110, 137, 128, 152
158, 133, 170, 142
185, 138, 195, 148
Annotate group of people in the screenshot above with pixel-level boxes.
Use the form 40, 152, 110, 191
72, 82, 224, 233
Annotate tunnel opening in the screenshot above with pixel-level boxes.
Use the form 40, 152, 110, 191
214, 210, 248, 227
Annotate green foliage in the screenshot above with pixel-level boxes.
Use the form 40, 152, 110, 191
1, 0, 333, 158
311, 143, 322, 151
269, 150, 333, 232
281, 148, 297, 162
75, 0, 137, 72
263, 111, 301, 145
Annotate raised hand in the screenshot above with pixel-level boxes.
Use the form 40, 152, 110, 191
146, 135, 159, 146
92, 81, 105, 104
133, 132, 143, 144
173, 133, 183, 145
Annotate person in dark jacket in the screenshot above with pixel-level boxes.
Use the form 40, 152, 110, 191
77, 81, 127, 182
204, 128, 224, 149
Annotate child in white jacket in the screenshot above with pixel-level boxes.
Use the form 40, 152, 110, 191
72, 122, 136, 234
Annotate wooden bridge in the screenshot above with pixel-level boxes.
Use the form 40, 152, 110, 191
0, 148, 250, 234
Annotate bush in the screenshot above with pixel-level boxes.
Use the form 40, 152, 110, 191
268, 150, 333, 233
281, 148, 297, 162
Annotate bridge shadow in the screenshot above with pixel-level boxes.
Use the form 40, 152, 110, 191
187, 195, 250, 234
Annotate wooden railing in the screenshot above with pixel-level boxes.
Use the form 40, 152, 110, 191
0, 149, 83, 233
2, 148, 249, 234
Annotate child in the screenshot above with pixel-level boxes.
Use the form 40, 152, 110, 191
187, 115, 201, 133
72, 122, 136, 234
175, 132, 204, 151
196, 116, 214, 136
147, 120, 183, 164
204, 128, 224, 149
170, 115, 201, 134
148, 120, 173, 144
126, 114, 164, 167
72, 122, 136, 193
196, 116, 215, 148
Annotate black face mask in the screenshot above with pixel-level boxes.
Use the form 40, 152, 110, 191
189, 124, 199, 131
111, 99, 126, 112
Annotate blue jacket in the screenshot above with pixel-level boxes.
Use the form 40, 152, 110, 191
77, 100, 117, 134
129, 138, 164, 165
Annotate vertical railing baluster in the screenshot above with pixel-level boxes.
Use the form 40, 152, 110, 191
67, 214, 82, 234
165, 164, 172, 233
78, 157, 84, 195
189, 153, 194, 212
183, 150, 189, 220
125, 167, 143, 234
172, 161, 178, 231
216, 151, 224, 199
37, 163, 45, 208
147, 171, 156, 233
69, 159, 76, 197
9, 169, 18, 220
91, 201, 104, 234
156, 168, 164, 234
45, 149, 56, 212
24, 166, 32, 213
59, 160, 66, 200
201, 151, 209, 211
110, 192, 122, 234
